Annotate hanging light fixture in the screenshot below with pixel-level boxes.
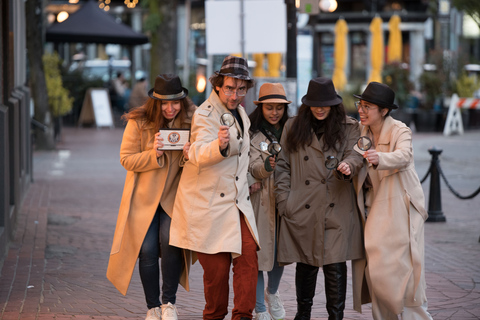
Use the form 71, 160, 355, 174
57, 11, 69, 23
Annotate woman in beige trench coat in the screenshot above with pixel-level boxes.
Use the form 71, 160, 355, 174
275, 78, 364, 320
351, 82, 433, 320
106, 74, 195, 320
248, 83, 291, 320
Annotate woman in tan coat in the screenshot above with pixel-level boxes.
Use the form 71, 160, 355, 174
275, 77, 364, 320
248, 83, 291, 320
351, 82, 433, 320
106, 74, 195, 320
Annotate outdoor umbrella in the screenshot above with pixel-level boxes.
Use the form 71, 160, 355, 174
387, 15, 402, 63
332, 18, 348, 91
368, 16, 384, 83
46, 0, 149, 45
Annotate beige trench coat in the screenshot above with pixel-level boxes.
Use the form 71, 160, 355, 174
107, 114, 193, 296
275, 116, 364, 267
170, 90, 259, 256
249, 131, 278, 271
351, 116, 428, 314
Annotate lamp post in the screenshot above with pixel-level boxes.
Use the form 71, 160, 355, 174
285, 0, 297, 78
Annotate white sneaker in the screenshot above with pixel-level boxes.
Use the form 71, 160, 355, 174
255, 311, 273, 320
145, 307, 161, 320
161, 302, 178, 320
264, 289, 286, 320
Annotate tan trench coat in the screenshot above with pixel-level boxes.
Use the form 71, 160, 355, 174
107, 114, 193, 296
170, 90, 259, 256
275, 116, 364, 267
351, 116, 428, 314
249, 131, 278, 271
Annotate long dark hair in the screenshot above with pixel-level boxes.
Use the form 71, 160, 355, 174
285, 103, 346, 153
249, 103, 289, 134
121, 96, 195, 131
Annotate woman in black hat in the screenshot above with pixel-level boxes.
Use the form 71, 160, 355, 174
351, 82, 433, 319
274, 77, 364, 320
107, 74, 196, 320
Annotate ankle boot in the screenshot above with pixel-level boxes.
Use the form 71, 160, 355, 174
323, 262, 347, 320
294, 263, 319, 320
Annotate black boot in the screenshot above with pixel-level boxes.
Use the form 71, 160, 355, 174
294, 263, 319, 320
323, 262, 347, 320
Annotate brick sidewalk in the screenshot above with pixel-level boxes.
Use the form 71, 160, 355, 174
0, 127, 479, 320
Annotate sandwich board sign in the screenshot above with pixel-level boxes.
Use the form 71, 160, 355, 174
78, 88, 114, 128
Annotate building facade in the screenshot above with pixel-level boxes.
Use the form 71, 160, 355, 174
0, 0, 32, 268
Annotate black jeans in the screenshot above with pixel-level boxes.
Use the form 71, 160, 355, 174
138, 205, 183, 309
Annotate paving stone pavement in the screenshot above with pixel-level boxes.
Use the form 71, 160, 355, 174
0, 126, 479, 320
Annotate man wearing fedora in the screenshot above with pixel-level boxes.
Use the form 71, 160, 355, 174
351, 82, 433, 319
170, 55, 260, 320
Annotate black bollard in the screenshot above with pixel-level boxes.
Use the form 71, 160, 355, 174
426, 147, 446, 222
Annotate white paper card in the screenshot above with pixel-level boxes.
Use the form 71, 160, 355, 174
159, 129, 190, 150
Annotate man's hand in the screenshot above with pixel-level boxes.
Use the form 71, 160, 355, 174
218, 125, 230, 150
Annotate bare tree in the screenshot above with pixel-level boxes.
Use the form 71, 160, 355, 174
144, 0, 178, 83
26, 0, 55, 149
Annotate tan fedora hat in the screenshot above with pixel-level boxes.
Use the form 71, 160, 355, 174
253, 83, 292, 105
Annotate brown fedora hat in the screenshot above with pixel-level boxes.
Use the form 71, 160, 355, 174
353, 82, 398, 109
254, 83, 292, 105
148, 74, 188, 101
301, 77, 342, 107
214, 55, 252, 81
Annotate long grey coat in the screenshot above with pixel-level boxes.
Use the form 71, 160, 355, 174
249, 131, 278, 271
351, 116, 428, 314
275, 116, 364, 267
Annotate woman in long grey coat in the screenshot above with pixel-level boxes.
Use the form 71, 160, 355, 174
351, 82, 433, 320
275, 78, 364, 320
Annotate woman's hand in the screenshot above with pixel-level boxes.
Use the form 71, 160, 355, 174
218, 125, 230, 150
249, 182, 262, 194
183, 142, 191, 160
269, 156, 276, 170
336, 161, 351, 175
364, 149, 379, 165
154, 132, 165, 158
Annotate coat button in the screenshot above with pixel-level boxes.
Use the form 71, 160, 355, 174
239, 153, 242, 157
248, 151, 251, 156
237, 135, 241, 140
305, 180, 310, 185
247, 196, 250, 201
236, 176, 239, 181
321, 179, 326, 184
329, 203, 334, 207
304, 156, 309, 161
236, 199, 239, 204
220, 193, 225, 197
305, 204, 310, 209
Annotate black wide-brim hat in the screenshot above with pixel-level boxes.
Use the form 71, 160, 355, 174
148, 74, 188, 101
214, 55, 252, 81
353, 81, 398, 109
301, 77, 342, 107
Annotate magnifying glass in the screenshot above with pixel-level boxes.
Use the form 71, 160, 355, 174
325, 155, 339, 170
268, 141, 282, 156
357, 136, 373, 151
220, 113, 235, 127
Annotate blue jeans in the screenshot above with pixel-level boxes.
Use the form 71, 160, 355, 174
138, 205, 183, 309
255, 238, 284, 314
